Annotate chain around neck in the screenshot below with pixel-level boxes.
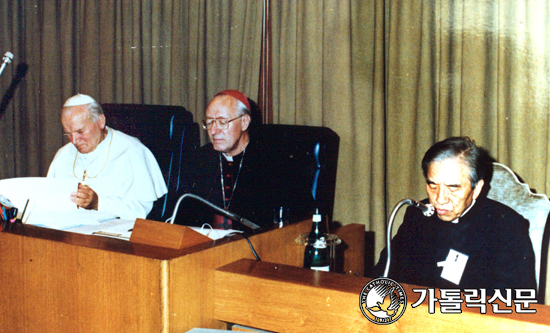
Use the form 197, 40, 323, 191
219, 148, 246, 210
73, 128, 113, 183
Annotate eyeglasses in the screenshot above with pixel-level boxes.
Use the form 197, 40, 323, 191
202, 115, 244, 130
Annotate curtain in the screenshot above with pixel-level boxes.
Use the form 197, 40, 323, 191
269, 0, 387, 261
0, 0, 262, 179
179, 0, 263, 141
386, 0, 550, 240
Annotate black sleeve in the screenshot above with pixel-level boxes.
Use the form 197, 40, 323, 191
490, 213, 537, 292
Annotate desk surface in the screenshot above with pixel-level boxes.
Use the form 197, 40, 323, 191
0, 220, 365, 332
6, 222, 264, 260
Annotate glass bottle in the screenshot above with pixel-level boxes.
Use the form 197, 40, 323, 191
303, 210, 330, 271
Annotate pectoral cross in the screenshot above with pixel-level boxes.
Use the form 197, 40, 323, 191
81, 170, 87, 184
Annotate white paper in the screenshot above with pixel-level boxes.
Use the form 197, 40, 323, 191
0, 177, 118, 229
65, 219, 135, 239
437, 249, 469, 285
0, 177, 78, 212
25, 210, 119, 229
189, 224, 243, 240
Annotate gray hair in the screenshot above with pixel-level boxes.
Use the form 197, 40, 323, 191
86, 100, 104, 122
235, 99, 250, 117
421, 137, 490, 188
62, 101, 104, 122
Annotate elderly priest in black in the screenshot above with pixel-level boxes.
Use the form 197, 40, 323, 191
374, 137, 536, 296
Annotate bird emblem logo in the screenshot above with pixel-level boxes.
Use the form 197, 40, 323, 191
359, 278, 407, 324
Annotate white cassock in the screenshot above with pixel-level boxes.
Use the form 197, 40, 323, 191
47, 126, 168, 220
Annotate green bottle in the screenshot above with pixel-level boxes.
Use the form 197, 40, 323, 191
303, 210, 330, 271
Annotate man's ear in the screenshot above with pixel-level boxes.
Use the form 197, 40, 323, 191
473, 179, 485, 200
97, 114, 106, 129
241, 114, 251, 132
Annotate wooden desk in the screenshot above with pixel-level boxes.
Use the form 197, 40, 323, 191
0, 220, 363, 332
214, 259, 550, 333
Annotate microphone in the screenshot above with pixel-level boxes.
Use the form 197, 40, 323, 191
0, 52, 13, 77
383, 198, 435, 277
407, 199, 434, 217
168, 193, 261, 230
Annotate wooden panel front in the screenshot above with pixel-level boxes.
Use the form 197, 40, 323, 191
0, 231, 163, 332
166, 221, 365, 332
214, 259, 550, 333
167, 220, 311, 332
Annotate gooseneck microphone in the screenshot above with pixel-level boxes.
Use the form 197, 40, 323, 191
0, 52, 13, 78
408, 198, 435, 217
168, 193, 261, 230
383, 199, 434, 277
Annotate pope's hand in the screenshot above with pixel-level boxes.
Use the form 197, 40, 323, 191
71, 183, 99, 210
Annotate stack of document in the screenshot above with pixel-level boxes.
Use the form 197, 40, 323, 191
0, 177, 119, 230
66, 218, 135, 239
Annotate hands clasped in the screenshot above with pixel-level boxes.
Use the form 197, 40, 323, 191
71, 183, 99, 210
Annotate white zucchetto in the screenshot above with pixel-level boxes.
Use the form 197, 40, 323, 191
63, 94, 96, 107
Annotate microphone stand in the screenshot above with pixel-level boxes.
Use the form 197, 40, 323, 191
383, 198, 434, 278
168, 193, 261, 230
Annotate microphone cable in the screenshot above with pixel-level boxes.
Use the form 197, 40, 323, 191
224, 232, 261, 261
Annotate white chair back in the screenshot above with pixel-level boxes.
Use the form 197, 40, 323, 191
486, 162, 550, 297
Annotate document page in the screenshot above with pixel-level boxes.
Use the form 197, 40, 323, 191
66, 219, 135, 239
0, 177, 119, 229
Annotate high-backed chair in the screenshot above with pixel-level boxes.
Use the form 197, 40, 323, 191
252, 124, 340, 222
486, 162, 550, 302
101, 103, 200, 221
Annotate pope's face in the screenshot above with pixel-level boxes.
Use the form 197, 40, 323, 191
425, 158, 484, 222
61, 105, 106, 154
205, 95, 250, 156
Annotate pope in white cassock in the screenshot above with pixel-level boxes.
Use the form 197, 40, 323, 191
47, 94, 168, 220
